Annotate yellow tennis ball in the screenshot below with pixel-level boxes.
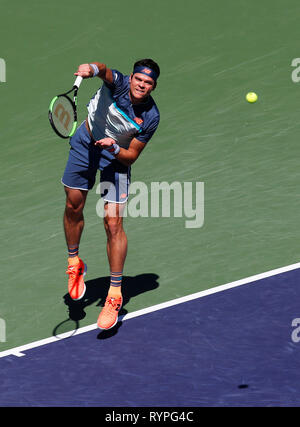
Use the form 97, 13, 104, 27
246, 92, 258, 103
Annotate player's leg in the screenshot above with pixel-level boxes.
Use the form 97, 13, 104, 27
104, 202, 127, 298
63, 187, 88, 300
64, 186, 88, 258
97, 202, 127, 329
61, 120, 99, 300
97, 164, 130, 329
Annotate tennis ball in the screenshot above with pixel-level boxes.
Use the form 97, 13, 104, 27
246, 92, 258, 103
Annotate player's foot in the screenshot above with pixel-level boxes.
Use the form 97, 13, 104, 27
97, 295, 123, 330
66, 258, 87, 301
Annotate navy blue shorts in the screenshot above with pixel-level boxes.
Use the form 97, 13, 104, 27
62, 121, 131, 203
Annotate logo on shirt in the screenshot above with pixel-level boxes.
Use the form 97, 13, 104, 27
134, 117, 143, 125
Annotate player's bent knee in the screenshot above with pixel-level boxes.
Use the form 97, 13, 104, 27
65, 196, 85, 217
65, 187, 87, 214
104, 216, 123, 238
65, 201, 84, 215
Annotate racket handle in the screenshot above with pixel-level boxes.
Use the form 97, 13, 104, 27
73, 76, 83, 88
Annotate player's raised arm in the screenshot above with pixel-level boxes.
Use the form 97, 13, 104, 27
74, 62, 113, 84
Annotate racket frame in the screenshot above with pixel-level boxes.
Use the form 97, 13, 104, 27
48, 76, 82, 139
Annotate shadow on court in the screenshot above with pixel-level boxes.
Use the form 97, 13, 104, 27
52, 273, 159, 340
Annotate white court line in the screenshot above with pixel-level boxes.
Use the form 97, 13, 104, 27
1, 261, 300, 359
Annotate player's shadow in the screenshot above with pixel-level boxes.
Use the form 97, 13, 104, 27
54, 273, 159, 340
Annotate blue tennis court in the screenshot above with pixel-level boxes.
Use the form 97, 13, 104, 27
1, 265, 300, 407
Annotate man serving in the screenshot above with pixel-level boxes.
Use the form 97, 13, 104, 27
62, 58, 160, 330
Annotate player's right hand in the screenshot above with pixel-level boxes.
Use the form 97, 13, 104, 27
74, 64, 93, 78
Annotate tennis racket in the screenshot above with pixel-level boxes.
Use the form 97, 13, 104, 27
48, 76, 83, 139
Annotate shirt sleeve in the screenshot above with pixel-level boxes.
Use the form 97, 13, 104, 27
105, 69, 126, 93
136, 114, 160, 143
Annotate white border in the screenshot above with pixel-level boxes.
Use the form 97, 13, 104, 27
61, 179, 89, 192
1, 261, 300, 359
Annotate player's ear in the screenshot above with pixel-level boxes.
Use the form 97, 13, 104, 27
129, 73, 133, 83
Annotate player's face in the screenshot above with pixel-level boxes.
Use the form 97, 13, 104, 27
129, 73, 156, 103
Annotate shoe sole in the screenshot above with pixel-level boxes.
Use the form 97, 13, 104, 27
97, 316, 118, 330
72, 263, 87, 301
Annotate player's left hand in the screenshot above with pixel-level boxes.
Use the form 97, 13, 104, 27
94, 137, 116, 148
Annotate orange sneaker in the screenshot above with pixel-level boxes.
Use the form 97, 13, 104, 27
97, 296, 123, 330
66, 258, 87, 301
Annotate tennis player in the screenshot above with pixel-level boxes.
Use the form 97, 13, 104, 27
62, 59, 160, 329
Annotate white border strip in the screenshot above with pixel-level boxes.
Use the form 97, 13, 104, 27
1, 261, 300, 359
